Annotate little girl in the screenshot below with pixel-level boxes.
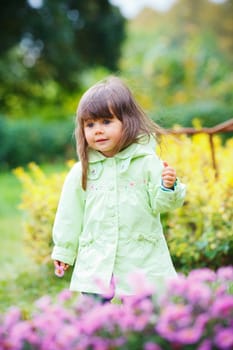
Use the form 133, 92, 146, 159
52, 76, 186, 298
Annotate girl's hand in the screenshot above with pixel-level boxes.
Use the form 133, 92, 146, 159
54, 260, 69, 277
161, 161, 177, 189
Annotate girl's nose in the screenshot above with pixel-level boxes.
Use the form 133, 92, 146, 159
94, 123, 104, 134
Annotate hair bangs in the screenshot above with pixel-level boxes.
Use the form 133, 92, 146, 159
78, 88, 114, 123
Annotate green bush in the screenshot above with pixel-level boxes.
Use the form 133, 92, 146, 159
161, 134, 233, 271
154, 101, 233, 130
0, 117, 76, 168
14, 162, 73, 264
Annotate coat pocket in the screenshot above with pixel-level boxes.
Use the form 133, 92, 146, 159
135, 232, 161, 245
120, 231, 161, 246
79, 232, 94, 248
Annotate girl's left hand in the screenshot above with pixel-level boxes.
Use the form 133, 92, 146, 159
161, 161, 177, 189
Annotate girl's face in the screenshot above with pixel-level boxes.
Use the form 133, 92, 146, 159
83, 115, 123, 157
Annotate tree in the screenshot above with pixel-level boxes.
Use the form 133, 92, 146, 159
0, 0, 125, 89
166, 0, 233, 61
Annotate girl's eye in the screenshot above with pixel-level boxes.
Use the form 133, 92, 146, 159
103, 119, 111, 125
85, 122, 94, 128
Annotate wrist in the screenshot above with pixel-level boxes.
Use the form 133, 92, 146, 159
161, 179, 177, 191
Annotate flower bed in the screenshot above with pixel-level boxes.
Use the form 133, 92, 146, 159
1, 266, 233, 349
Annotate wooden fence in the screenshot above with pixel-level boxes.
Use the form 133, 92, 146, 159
165, 118, 233, 177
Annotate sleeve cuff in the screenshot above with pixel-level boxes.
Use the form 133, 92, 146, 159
161, 179, 177, 192
51, 246, 76, 265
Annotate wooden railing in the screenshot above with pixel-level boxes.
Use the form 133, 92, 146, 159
165, 118, 233, 177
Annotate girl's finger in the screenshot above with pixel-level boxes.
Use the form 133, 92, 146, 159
60, 262, 69, 271
54, 260, 60, 267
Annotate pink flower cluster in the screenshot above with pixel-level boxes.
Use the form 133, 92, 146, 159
0, 266, 233, 349
54, 265, 65, 278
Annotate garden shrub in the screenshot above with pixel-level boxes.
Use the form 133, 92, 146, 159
160, 133, 233, 271
14, 162, 74, 264
1, 266, 233, 349
0, 117, 75, 168
155, 101, 233, 133
15, 134, 233, 271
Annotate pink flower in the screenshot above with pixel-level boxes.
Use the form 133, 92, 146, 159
214, 328, 233, 349
211, 295, 233, 318
188, 268, 216, 283
57, 289, 73, 303
156, 304, 208, 345
35, 295, 51, 310
79, 302, 118, 335
144, 342, 162, 350
9, 321, 35, 349
55, 265, 65, 277
132, 298, 154, 331
173, 326, 203, 344
215, 284, 227, 297
3, 306, 21, 329
75, 293, 97, 315
93, 275, 115, 299
186, 283, 212, 308
156, 304, 193, 341
55, 324, 80, 348
167, 274, 188, 296
216, 266, 233, 282
195, 314, 209, 330
197, 339, 212, 350
117, 304, 137, 331
127, 270, 154, 296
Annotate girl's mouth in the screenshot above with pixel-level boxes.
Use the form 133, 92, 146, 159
96, 139, 108, 143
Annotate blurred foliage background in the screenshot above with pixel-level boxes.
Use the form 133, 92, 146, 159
0, 0, 233, 168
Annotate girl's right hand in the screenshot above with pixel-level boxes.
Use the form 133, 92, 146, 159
54, 260, 69, 277
54, 260, 69, 270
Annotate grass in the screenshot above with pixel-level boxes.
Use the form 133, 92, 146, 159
0, 164, 74, 314
0, 171, 30, 276
0, 266, 73, 313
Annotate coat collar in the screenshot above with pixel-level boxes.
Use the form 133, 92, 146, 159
88, 135, 156, 164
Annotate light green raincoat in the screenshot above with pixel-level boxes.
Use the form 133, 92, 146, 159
52, 137, 186, 296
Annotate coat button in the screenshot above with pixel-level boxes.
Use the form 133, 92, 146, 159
108, 183, 114, 190
110, 211, 116, 217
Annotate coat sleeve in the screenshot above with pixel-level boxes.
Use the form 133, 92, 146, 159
51, 162, 85, 265
146, 155, 186, 215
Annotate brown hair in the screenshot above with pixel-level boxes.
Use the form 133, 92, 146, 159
75, 76, 163, 190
